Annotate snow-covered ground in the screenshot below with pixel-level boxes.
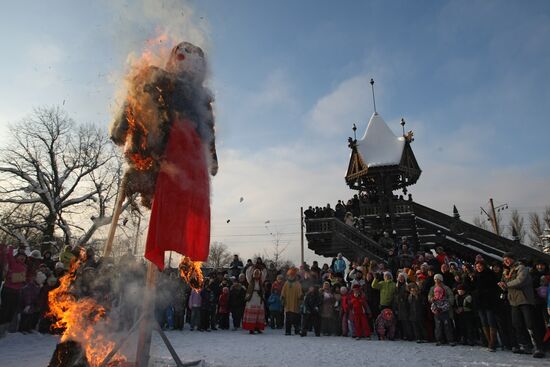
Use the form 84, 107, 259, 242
1, 329, 549, 367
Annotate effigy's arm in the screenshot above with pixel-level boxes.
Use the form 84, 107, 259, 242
109, 102, 130, 146
206, 97, 218, 176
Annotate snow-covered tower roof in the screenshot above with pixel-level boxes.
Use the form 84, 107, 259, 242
345, 111, 421, 192
357, 113, 405, 168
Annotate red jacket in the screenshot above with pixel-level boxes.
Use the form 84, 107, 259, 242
341, 293, 351, 314
3, 246, 27, 290
350, 292, 370, 317
218, 292, 229, 314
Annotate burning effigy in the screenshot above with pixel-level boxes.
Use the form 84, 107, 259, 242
111, 40, 218, 271
47, 38, 217, 367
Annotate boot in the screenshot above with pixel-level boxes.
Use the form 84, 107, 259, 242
488, 328, 497, 352
481, 327, 491, 348
527, 329, 545, 358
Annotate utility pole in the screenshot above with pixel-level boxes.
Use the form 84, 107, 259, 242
480, 198, 508, 236
300, 207, 305, 265
489, 198, 499, 236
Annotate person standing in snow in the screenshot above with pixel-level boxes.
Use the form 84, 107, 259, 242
281, 267, 303, 335
19, 270, 46, 333
350, 284, 371, 339
242, 267, 267, 334
430, 286, 455, 346
498, 252, 545, 358
228, 280, 246, 330
300, 286, 321, 337
0, 245, 28, 337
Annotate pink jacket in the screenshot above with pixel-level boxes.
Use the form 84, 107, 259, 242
3, 246, 27, 290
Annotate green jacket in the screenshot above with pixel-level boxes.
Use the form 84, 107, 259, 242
504, 262, 535, 306
372, 278, 396, 306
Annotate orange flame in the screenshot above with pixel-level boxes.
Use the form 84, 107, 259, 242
48, 262, 125, 366
179, 256, 204, 290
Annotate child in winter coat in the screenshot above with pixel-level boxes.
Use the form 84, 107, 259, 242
217, 287, 230, 330
340, 286, 353, 337
188, 288, 202, 331
19, 271, 46, 333
431, 286, 456, 346
454, 284, 475, 345
350, 284, 371, 339
300, 286, 321, 337
375, 307, 396, 340
267, 287, 284, 329
228, 281, 247, 330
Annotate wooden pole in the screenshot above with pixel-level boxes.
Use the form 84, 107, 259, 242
489, 198, 500, 236
300, 207, 304, 265
136, 261, 157, 367
103, 175, 127, 257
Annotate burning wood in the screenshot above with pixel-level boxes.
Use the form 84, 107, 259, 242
47, 262, 126, 367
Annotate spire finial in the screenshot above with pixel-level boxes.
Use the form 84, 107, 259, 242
370, 78, 377, 114
400, 118, 406, 136
352, 123, 357, 140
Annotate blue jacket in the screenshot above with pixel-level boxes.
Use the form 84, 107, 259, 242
268, 292, 283, 312
333, 259, 346, 274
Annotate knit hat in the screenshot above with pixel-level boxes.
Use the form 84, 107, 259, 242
287, 267, 297, 276
417, 273, 427, 280
352, 283, 362, 290
55, 262, 64, 270
383, 271, 393, 280
433, 273, 444, 282
340, 286, 348, 294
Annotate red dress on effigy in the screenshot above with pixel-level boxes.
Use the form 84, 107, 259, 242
144, 118, 210, 270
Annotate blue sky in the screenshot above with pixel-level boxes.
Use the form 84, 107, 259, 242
1, 0, 549, 263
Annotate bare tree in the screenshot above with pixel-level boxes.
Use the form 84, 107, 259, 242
544, 206, 550, 229
266, 231, 289, 268
473, 216, 489, 231
508, 209, 526, 242
528, 212, 544, 250
206, 241, 233, 269
0, 106, 122, 251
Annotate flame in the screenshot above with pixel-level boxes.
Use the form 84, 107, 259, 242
48, 262, 125, 367
179, 256, 204, 290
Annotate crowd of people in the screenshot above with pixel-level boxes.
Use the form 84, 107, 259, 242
1, 241, 549, 360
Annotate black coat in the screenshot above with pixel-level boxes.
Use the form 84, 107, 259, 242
472, 269, 499, 311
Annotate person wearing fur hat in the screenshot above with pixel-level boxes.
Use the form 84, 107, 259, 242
431, 286, 456, 346
375, 308, 396, 340
350, 283, 371, 339
372, 271, 396, 311
281, 267, 303, 335
498, 252, 545, 358
0, 246, 28, 337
